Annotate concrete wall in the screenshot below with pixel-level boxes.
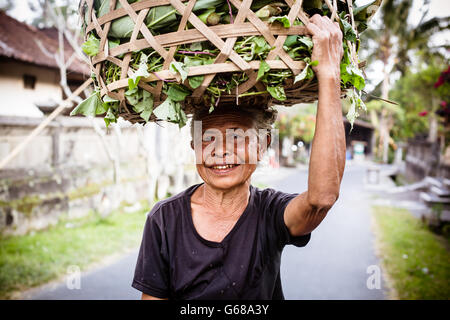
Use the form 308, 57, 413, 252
0, 116, 199, 236
405, 139, 450, 182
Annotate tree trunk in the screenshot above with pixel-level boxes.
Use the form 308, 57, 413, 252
380, 38, 391, 164
428, 95, 438, 143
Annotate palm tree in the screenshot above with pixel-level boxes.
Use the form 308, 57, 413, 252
360, 0, 449, 163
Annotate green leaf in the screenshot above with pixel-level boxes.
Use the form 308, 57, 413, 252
198, 8, 221, 25
167, 84, 191, 102
294, 65, 311, 83
353, 0, 381, 22
104, 102, 119, 127
103, 95, 119, 103
177, 107, 187, 128
188, 76, 204, 89
138, 91, 154, 122
255, 4, 283, 19
108, 39, 120, 49
70, 91, 105, 117
125, 87, 141, 106
283, 35, 298, 48
338, 12, 357, 43
298, 36, 314, 51
346, 89, 366, 129
344, 64, 366, 90
340, 49, 366, 91
82, 33, 100, 57
267, 86, 286, 101
189, 42, 203, 51
153, 98, 178, 121
253, 36, 268, 49
169, 61, 188, 82
294, 59, 316, 83
257, 60, 270, 81
348, 65, 365, 90
268, 15, 291, 28
128, 53, 150, 90
252, 36, 271, 56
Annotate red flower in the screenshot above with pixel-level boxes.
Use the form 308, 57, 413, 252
434, 66, 450, 88
418, 111, 428, 117
434, 77, 444, 88
440, 101, 447, 108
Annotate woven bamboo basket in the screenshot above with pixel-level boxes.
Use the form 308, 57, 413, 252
79, 0, 365, 125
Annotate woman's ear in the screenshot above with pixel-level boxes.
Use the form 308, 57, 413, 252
190, 140, 194, 150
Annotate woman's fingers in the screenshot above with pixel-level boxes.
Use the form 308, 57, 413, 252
305, 20, 322, 37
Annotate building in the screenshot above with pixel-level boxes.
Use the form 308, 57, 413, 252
0, 10, 89, 118
343, 117, 375, 159
0, 12, 199, 236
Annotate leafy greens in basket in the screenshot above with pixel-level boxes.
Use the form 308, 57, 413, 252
73, 0, 381, 128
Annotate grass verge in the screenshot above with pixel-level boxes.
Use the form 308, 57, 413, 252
0, 201, 149, 299
371, 205, 450, 299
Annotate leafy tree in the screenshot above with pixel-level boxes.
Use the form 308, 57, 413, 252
29, 0, 80, 29
275, 104, 317, 144
360, 0, 450, 162
381, 62, 449, 146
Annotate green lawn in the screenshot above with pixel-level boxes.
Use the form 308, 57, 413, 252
371, 205, 450, 299
0, 202, 149, 299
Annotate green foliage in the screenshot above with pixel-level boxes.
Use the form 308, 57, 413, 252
75, 0, 375, 127
275, 104, 317, 143
169, 61, 188, 82
128, 53, 150, 91
294, 58, 317, 83
257, 60, 270, 81
267, 86, 286, 101
268, 15, 291, 28
70, 91, 106, 117
152, 98, 187, 128
0, 202, 150, 299
372, 206, 450, 299
388, 63, 448, 140
81, 33, 100, 57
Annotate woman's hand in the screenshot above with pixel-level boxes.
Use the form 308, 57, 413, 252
305, 14, 344, 81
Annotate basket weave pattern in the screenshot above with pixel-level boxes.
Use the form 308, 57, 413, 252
81, 0, 358, 124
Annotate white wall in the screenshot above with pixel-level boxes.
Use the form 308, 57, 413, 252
0, 59, 62, 117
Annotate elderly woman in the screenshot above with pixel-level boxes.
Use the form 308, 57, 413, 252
132, 14, 345, 300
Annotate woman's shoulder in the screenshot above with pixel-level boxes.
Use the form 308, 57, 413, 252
147, 183, 202, 219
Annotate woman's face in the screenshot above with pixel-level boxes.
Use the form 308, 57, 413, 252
191, 112, 268, 190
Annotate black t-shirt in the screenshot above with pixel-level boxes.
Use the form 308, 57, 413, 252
132, 182, 311, 300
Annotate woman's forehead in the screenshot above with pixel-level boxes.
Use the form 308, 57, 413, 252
201, 112, 255, 130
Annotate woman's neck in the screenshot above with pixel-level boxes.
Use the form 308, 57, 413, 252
196, 181, 251, 218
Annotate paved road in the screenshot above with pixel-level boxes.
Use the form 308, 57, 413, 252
28, 163, 386, 300
277, 164, 386, 299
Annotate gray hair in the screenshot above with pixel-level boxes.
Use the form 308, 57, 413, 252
189, 104, 278, 139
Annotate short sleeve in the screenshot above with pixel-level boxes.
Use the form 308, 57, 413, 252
132, 206, 170, 299
262, 188, 311, 249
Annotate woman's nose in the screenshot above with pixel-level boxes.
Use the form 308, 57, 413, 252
211, 146, 231, 158
210, 138, 232, 157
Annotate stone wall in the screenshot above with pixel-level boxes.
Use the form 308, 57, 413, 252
0, 115, 199, 236
405, 139, 450, 182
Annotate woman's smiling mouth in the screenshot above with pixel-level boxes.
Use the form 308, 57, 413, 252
207, 164, 240, 174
